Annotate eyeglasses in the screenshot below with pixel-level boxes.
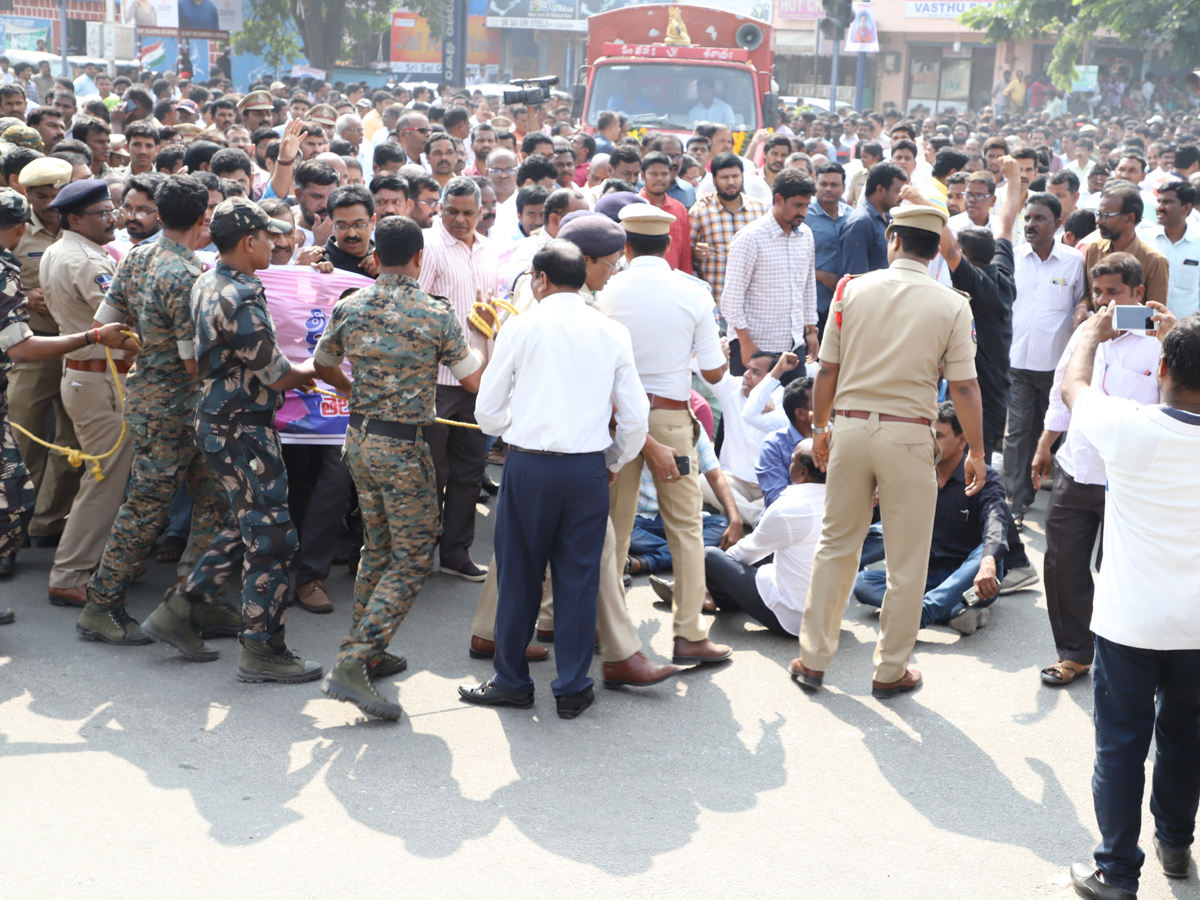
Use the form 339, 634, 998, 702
120, 204, 155, 218
414, 197, 441, 209
489, 167, 517, 176
332, 220, 371, 232
598, 258, 620, 271
964, 191, 992, 201
78, 208, 117, 220
404, 126, 432, 135
1095, 210, 1127, 221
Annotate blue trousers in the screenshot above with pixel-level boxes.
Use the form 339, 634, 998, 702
854, 543, 1004, 627
493, 450, 609, 698
166, 482, 192, 540
1091, 635, 1200, 893
629, 513, 728, 574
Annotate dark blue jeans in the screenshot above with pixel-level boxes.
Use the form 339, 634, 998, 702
629, 513, 729, 574
853, 543, 1004, 627
1091, 635, 1200, 893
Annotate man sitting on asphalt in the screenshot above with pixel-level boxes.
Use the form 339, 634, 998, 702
852, 402, 1019, 636
755, 375, 814, 508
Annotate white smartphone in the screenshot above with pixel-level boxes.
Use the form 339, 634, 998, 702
1113, 304, 1154, 333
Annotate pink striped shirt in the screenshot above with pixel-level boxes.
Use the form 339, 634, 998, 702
419, 218, 501, 386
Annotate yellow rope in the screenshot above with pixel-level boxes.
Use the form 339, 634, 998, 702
9, 330, 140, 482
306, 386, 482, 430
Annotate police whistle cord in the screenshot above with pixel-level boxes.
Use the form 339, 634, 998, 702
9, 330, 141, 482
306, 386, 482, 430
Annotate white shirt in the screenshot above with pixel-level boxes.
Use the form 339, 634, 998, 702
1064, 158, 1095, 180
1010, 240, 1086, 371
948, 210, 996, 235
475, 291, 648, 471
726, 482, 826, 636
598, 256, 725, 401
739, 373, 792, 433
1073, 390, 1200, 651
688, 99, 735, 126
504, 228, 551, 291
1043, 327, 1161, 485
709, 371, 774, 483
1151, 220, 1200, 318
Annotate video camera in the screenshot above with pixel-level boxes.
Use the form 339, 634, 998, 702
503, 76, 559, 106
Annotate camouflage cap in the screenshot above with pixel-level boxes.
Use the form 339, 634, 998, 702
1, 124, 44, 152
0, 117, 24, 134
0, 187, 32, 227
209, 196, 293, 239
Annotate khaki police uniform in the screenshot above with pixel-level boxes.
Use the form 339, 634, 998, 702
308, 104, 337, 129
8, 158, 81, 538
801, 205, 979, 684
41, 228, 133, 590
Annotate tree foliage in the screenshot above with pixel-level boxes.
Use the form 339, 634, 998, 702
960, 0, 1200, 88
235, 0, 454, 74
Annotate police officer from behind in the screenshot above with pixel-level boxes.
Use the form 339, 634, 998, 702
82, 175, 240, 646
40, 179, 136, 608
601, 203, 733, 666
792, 205, 986, 699
141, 197, 324, 685
314, 215, 486, 721
0, 188, 128, 625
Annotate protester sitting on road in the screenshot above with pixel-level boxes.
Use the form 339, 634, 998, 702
755, 374, 813, 508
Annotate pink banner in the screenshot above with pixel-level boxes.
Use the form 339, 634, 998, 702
258, 264, 375, 445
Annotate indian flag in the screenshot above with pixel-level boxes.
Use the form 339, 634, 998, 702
141, 41, 166, 68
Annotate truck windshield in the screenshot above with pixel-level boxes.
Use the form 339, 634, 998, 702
587, 63, 758, 132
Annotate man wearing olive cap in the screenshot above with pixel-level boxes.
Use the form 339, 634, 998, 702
8, 156, 80, 554
236, 91, 273, 133
141, 197, 325, 686
791, 203, 987, 699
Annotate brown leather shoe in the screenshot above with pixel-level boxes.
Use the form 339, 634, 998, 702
468, 635, 550, 662
872, 668, 923, 700
535, 628, 554, 643
672, 637, 732, 665
48, 585, 87, 607
789, 658, 824, 690
295, 580, 333, 614
603, 651, 681, 687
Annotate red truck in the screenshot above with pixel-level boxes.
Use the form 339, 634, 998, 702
572, 4, 778, 137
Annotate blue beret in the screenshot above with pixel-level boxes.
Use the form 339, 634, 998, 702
47, 179, 111, 211
593, 191, 647, 223
557, 211, 627, 257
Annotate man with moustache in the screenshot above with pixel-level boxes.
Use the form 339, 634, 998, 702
689, 152, 767, 301
1082, 181, 1168, 311
426, 132, 457, 190
405, 172, 441, 230
369, 174, 410, 222
118, 173, 165, 247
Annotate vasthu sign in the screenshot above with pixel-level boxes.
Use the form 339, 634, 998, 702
904, 0, 992, 18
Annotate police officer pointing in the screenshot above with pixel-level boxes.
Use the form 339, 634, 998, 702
792, 205, 986, 699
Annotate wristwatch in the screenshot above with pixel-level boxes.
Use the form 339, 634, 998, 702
812, 423, 831, 434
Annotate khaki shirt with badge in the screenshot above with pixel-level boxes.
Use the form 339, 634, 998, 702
820, 258, 977, 422
13, 212, 61, 334
40, 230, 125, 363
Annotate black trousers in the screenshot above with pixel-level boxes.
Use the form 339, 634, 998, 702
1044, 468, 1106, 665
428, 384, 487, 567
704, 546, 791, 637
282, 443, 354, 583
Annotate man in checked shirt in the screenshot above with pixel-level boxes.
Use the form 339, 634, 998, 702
689, 152, 766, 303
720, 168, 819, 378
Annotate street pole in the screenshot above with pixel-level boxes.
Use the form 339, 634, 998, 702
854, 49, 865, 111
59, 0, 69, 77
829, 28, 840, 113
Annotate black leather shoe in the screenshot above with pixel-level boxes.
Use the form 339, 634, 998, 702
1069, 863, 1137, 900
482, 475, 500, 496
1155, 836, 1192, 878
0, 554, 14, 577
458, 680, 534, 709
30, 533, 62, 549
555, 686, 594, 719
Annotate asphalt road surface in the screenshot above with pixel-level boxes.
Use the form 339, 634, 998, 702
1, 483, 1196, 899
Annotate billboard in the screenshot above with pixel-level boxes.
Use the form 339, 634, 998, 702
903, 0, 992, 17
0, 16, 53, 50
390, 9, 500, 77
777, 0, 822, 19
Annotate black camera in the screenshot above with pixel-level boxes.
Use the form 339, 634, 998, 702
503, 76, 559, 106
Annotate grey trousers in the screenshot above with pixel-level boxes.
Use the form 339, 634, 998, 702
1002, 367, 1054, 514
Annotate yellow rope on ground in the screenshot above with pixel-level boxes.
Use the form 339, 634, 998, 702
307, 386, 482, 430
9, 330, 140, 482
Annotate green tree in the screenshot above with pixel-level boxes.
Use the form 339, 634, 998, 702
235, 0, 453, 75
960, 0, 1200, 88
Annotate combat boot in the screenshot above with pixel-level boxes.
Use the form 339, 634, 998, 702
236, 631, 322, 684
0, 608, 13, 625
321, 659, 402, 720
143, 589, 219, 661
76, 601, 154, 645
367, 649, 408, 678
192, 602, 243, 639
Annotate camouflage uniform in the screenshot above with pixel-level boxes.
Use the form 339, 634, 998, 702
0, 245, 36, 560
87, 237, 233, 609
314, 273, 477, 665
182, 260, 295, 642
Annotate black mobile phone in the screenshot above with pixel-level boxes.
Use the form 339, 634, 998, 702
673, 455, 691, 476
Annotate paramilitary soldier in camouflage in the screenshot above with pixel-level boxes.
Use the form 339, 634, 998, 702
315, 215, 485, 720
142, 197, 324, 684
0, 188, 127, 626
83, 175, 239, 645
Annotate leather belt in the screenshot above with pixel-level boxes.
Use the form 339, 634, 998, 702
511, 446, 568, 457
648, 394, 689, 410
197, 409, 276, 427
348, 413, 421, 442
837, 409, 932, 426
66, 358, 132, 374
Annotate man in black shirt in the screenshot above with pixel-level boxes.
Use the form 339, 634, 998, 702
320, 185, 377, 278
853, 403, 1019, 635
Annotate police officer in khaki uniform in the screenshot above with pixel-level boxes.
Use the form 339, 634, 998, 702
792, 205, 986, 699
40, 179, 134, 607
8, 157, 81, 549
307, 104, 338, 130
236, 90, 274, 133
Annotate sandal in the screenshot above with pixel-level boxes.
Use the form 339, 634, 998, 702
1040, 659, 1090, 686
156, 535, 187, 563
627, 556, 649, 576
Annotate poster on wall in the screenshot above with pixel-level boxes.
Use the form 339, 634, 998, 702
390, 8, 500, 78
0, 17, 53, 51
843, 3, 878, 53
123, 0, 179, 28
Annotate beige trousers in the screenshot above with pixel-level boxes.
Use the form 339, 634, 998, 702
701, 471, 763, 526
470, 517, 642, 663
610, 408, 708, 643
800, 414, 940, 684
49, 369, 133, 589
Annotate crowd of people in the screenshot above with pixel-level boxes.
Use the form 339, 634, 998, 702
0, 63, 1197, 900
